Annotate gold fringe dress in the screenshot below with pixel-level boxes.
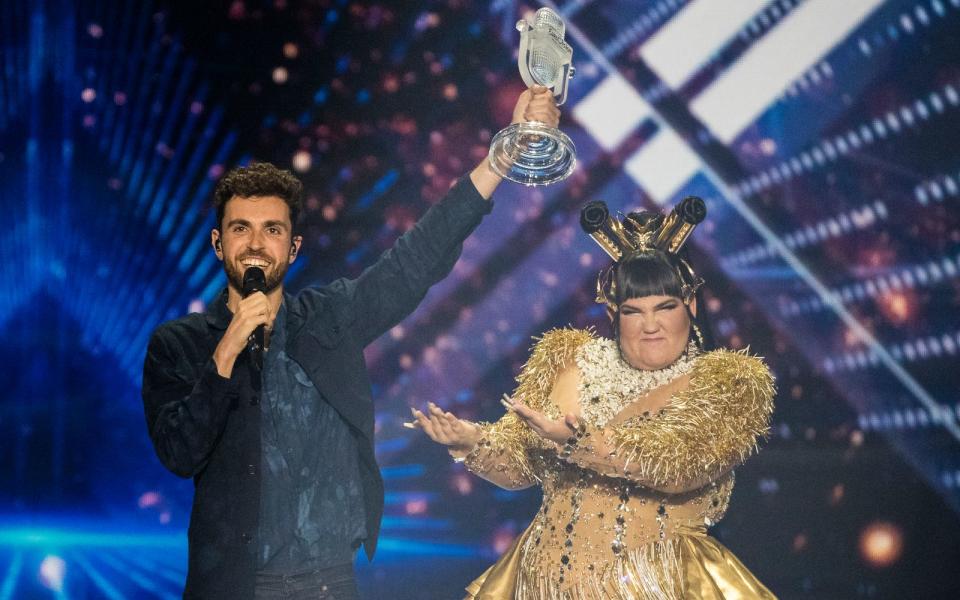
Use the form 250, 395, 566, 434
461, 329, 777, 600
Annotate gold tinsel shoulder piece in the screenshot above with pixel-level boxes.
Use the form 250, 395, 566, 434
610, 348, 776, 487
513, 327, 596, 411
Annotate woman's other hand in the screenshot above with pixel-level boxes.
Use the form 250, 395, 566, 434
407, 402, 481, 454
501, 395, 577, 445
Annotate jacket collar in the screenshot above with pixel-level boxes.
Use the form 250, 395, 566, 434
205, 289, 232, 330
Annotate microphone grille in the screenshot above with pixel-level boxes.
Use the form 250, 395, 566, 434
534, 8, 565, 38
242, 267, 266, 296
530, 49, 560, 87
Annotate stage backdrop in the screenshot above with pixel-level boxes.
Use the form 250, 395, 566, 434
1, 0, 959, 598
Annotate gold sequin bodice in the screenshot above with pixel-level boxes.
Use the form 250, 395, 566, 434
520, 450, 733, 594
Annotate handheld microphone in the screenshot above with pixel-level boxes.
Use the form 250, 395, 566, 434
242, 267, 266, 371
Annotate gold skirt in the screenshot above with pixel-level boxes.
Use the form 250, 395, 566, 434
465, 525, 777, 600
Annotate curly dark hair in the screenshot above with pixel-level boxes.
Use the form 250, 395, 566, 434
212, 162, 303, 231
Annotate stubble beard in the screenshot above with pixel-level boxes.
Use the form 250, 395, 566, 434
224, 256, 288, 295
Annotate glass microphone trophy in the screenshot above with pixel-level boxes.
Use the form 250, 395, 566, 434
488, 7, 577, 186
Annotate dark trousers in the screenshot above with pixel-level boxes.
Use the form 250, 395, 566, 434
253, 563, 360, 600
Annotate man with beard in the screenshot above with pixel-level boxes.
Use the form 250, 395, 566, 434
141, 88, 559, 599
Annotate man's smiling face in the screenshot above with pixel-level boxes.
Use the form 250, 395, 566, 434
212, 195, 301, 295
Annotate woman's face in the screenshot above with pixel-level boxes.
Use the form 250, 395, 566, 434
617, 295, 695, 370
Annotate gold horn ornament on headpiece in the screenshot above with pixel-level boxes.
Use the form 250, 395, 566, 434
579, 196, 707, 312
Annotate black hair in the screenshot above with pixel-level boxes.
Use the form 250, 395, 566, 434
612, 251, 685, 304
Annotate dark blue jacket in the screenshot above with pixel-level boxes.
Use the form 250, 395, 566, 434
142, 177, 491, 599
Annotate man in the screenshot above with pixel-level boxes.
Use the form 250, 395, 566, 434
141, 88, 559, 599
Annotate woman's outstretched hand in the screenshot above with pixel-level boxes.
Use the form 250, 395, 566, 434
406, 402, 482, 454
501, 395, 578, 445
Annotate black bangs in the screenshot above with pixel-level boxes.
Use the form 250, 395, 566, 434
613, 251, 685, 303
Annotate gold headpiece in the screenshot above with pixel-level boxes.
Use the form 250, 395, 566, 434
579, 196, 706, 312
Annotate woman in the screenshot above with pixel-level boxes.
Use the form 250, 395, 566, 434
410, 200, 777, 599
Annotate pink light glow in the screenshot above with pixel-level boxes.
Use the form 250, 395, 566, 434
452, 473, 473, 495
138, 491, 161, 508
405, 499, 428, 514
492, 529, 515, 554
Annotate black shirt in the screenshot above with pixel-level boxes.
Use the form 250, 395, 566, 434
258, 302, 366, 572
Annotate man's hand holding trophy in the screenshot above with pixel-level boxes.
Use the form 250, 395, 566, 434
489, 7, 577, 187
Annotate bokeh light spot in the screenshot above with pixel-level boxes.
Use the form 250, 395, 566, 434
292, 150, 312, 172
38, 555, 66, 592
859, 521, 904, 568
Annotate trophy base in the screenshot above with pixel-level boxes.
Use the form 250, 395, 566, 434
488, 122, 576, 186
